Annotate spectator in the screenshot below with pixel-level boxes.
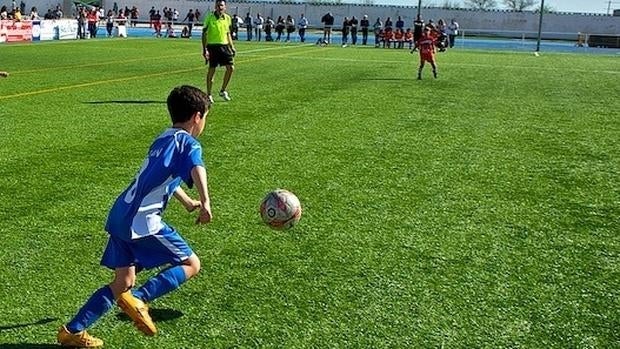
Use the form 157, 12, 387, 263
231, 14, 241, 40
166, 23, 177, 38
181, 26, 190, 38
373, 17, 382, 47
76, 7, 86, 39
129, 6, 139, 27
384, 17, 393, 31
265, 16, 274, 41
298, 13, 308, 42
244, 12, 252, 41
87, 8, 98, 38
148, 6, 155, 27
395, 16, 404, 32
182, 9, 196, 38
360, 15, 369, 45
30, 6, 39, 20
275, 16, 285, 41
404, 28, 414, 49
105, 9, 114, 37
117, 10, 127, 37
341, 17, 350, 47
447, 18, 459, 48
153, 10, 162, 37
285, 14, 295, 42
350, 16, 358, 45
321, 12, 334, 43
254, 13, 264, 41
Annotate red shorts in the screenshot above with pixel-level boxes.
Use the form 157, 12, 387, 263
419, 52, 435, 63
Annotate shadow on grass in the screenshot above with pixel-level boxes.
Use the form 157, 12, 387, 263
0, 318, 59, 349
115, 308, 184, 322
0, 317, 57, 332
0, 344, 59, 348
358, 77, 411, 81
83, 100, 165, 104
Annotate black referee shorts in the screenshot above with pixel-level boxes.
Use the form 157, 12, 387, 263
206, 44, 234, 68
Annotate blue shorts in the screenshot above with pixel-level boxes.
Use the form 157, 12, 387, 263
100, 224, 193, 270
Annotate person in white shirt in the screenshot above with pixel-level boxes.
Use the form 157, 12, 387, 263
253, 13, 264, 41
447, 18, 459, 48
297, 13, 308, 42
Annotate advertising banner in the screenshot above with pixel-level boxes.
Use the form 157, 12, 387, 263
0, 20, 33, 43
56, 19, 78, 40
39, 20, 56, 41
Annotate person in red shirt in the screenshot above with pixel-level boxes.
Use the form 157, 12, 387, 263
404, 28, 414, 49
412, 27, 437, 80
383, 28, 393, 48
393, 28, 404, 49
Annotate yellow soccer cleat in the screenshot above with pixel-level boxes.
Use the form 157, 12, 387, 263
57, 326, 103, 348
116, 291, 157, 336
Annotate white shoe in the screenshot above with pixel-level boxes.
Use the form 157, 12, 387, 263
207, 95, 215, 104
219, 90, 231, 101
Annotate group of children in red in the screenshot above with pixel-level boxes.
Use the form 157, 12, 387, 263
376, 28, 415, 49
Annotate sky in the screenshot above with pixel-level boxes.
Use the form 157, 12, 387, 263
379, 1, 615, 14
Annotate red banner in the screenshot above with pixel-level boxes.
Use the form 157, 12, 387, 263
0, 20, 33, 43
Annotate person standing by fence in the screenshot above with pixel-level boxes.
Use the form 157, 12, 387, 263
298, 13, 308, 42
447, 18, 459, 48
360, 15, 369, 45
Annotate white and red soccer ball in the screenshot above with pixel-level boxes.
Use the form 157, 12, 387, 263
259, 189, 302, 230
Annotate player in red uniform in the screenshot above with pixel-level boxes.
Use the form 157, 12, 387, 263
412, 27, 437, 80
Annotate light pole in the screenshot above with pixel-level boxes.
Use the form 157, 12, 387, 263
535, 0, 545, 53
417, 0, 422, 19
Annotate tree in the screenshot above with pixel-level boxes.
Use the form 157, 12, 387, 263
503, 0, 537, 11
464, 0, 498, 10
440, 1, 462, 9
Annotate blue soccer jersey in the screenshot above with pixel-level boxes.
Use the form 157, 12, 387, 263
105, 128, 204, 240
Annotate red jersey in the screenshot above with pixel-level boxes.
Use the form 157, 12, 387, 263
416, 33, 436, 62
416, 33, 436, 55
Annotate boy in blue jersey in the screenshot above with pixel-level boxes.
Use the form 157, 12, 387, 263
57, 85, 213, 348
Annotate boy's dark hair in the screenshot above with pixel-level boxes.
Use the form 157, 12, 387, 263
167, 85, 209, 123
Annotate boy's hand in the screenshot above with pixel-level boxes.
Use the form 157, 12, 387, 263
184, 199, 201, 212
196, 206, 212, 224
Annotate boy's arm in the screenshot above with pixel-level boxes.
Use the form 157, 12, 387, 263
174, 187, 200, 212
191, 165, 212, 224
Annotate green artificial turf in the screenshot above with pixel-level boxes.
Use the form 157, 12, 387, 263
0, 38, 618, 348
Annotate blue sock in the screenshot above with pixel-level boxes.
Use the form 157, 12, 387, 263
66, 286, 114, 333
132, 265, 187, 303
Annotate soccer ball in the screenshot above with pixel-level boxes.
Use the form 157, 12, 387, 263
259, 189, 302, 230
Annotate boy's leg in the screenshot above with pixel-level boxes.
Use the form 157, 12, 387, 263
130, 227, 200, 304
65, 286, 115, 334
132, 253, 200, 303
418, 61, 425, 80
113, 266, 157, 336
58, 286, 112, 347
430, 60, 437, 78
